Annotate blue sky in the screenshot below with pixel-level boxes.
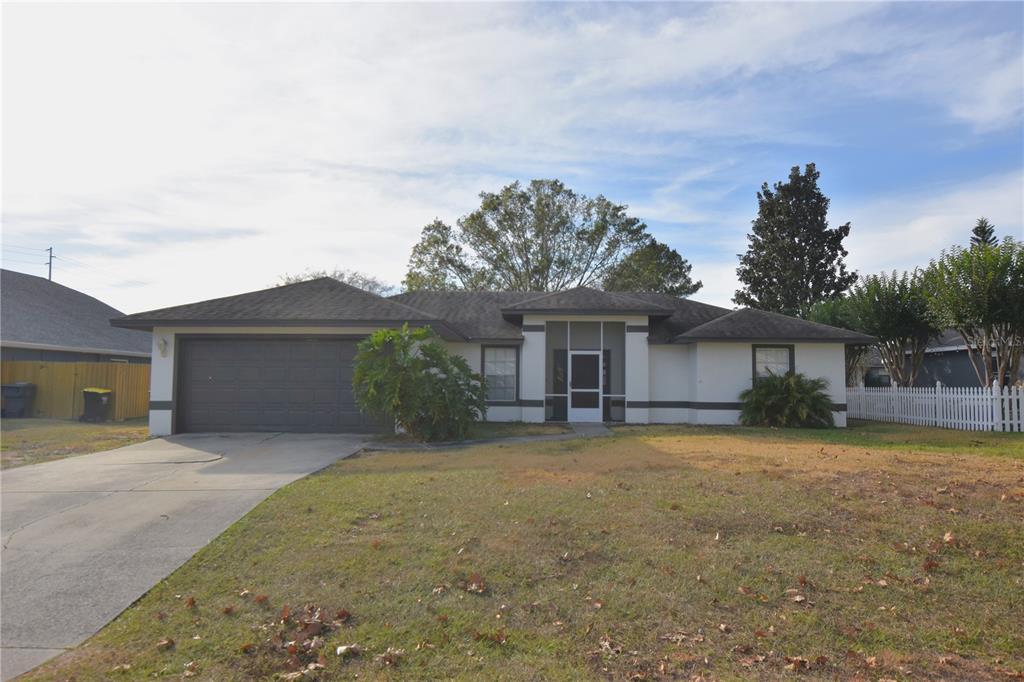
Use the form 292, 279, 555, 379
2, 2, 1022, 311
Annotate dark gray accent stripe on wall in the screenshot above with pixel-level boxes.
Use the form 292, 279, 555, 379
150, 401, 173, 410
625, 325, 649, 333
486, 399, 545, 407
521, 325, 545, 332
627, 400, 847, 411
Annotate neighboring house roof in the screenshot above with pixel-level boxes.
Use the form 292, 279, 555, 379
673, 308, 875, 344
501, 286, 675, 315
111, 278, 868, 345
1, 268, 151, 357
924, 329, 968, 353
112, 278, 465, 339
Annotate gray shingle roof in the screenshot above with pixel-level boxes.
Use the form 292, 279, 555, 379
1, 269, 151, 356
501, 286, 674, 314
109, 277, 869, 345
624, 292, 733, 342
112, 278, 462, 337
673, 308, 875, 344
388, 291, 538, 340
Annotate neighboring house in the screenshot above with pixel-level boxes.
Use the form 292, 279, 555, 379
111, 278, 871, 436
1, 269, 150, 363
909, 329, 1024, 388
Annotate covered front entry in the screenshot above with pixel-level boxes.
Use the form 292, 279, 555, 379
546, 321, 626, 423
176, 336, 383, 433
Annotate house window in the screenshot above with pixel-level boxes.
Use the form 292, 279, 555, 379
483, 346, 517, 402
753, 345, 794, 380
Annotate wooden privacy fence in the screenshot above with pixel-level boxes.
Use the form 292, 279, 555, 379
1, 361, 150, 421
847, 383, 1023, 432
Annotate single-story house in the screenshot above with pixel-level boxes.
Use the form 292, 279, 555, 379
909, 329, 1024, 388
111, 278, 872, 435
1, 268, 151, 363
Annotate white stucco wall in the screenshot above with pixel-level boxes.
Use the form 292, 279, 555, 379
689, 341, 848, 426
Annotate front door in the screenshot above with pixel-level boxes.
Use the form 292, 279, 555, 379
568, 351, 602, 422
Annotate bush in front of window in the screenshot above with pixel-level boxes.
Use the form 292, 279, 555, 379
353, 324, 487, 441
739, 372, 834, 428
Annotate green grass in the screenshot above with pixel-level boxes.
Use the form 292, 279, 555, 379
23, 422, 1024, 680
0, 418, 149, 469
374, 420, 572, 444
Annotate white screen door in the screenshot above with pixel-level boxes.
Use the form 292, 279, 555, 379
568, 351, 602, 421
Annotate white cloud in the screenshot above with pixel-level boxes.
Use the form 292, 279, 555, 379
1, 3, 1021, 313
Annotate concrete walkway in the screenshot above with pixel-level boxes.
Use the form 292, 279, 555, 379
0, 432, 366, 680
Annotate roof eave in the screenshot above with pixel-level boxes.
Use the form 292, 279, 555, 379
672, 335, 877, 345
1, 340, 151, 358
110, 318, 467, 340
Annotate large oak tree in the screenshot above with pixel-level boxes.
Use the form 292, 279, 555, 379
403, 179, 697, 294
734, 163, 857, 317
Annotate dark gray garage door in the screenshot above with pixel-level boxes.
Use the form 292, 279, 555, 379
177, 337, 383, 433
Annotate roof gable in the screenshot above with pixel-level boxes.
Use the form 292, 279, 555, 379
1, 269, 151, 356
674, 308, 874, 344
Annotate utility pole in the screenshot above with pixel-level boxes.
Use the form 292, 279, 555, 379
47, 247, 53, 281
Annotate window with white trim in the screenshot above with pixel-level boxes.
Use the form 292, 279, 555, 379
753, 346, 793, 380
484, 346, 517, 402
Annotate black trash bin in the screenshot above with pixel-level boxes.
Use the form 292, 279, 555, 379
81, 387, 113, 423
1, 382, 37, 418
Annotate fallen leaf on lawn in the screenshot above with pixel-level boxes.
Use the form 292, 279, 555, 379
239, 642, 254, 654
222, 605, 235, 615
784, 656, 809, 670
336, 644, 361, 658
943, 531, 955, 544
184, 596, 196, 609
374, 647, 405, 667
463, 572, 487, 594
281, 604, 291, 622
183, 661, 199, 678
660, 631, 689, 645
110, 664, 132, 673
156, 637, 175, 651
738, 586, 753, 595
431, 584, 448, 596
718, 623, 731, 633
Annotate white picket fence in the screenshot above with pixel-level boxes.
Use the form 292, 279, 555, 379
847, 383, 1024, 432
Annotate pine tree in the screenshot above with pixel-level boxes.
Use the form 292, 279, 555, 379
734, 164, 857, 317
970, 217, 997, 247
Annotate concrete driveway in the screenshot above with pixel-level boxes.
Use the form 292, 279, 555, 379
0, 432, 366, 680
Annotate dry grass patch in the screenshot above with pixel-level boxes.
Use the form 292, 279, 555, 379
1, 417, 149, 468
22, 423, 1024, 681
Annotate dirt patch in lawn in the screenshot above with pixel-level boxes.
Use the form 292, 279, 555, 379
21, 424, 1024, 681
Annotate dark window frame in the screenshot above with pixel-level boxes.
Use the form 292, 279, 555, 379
751, 344, 795, 382
481, 344, 520, 406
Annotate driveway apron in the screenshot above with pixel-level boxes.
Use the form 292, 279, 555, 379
0, 432, 365, 680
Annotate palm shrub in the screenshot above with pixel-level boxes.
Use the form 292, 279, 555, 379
353, 324, 487, 441
739, 372, 834, 428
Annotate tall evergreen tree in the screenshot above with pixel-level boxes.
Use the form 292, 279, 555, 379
970, 217, 997, 247
733, 164, 857, 317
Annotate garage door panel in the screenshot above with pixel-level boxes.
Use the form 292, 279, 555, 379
178, 337, 382, 433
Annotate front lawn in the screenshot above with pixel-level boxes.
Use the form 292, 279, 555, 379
0, 418, 149, 469
23, 423, 1024, 680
